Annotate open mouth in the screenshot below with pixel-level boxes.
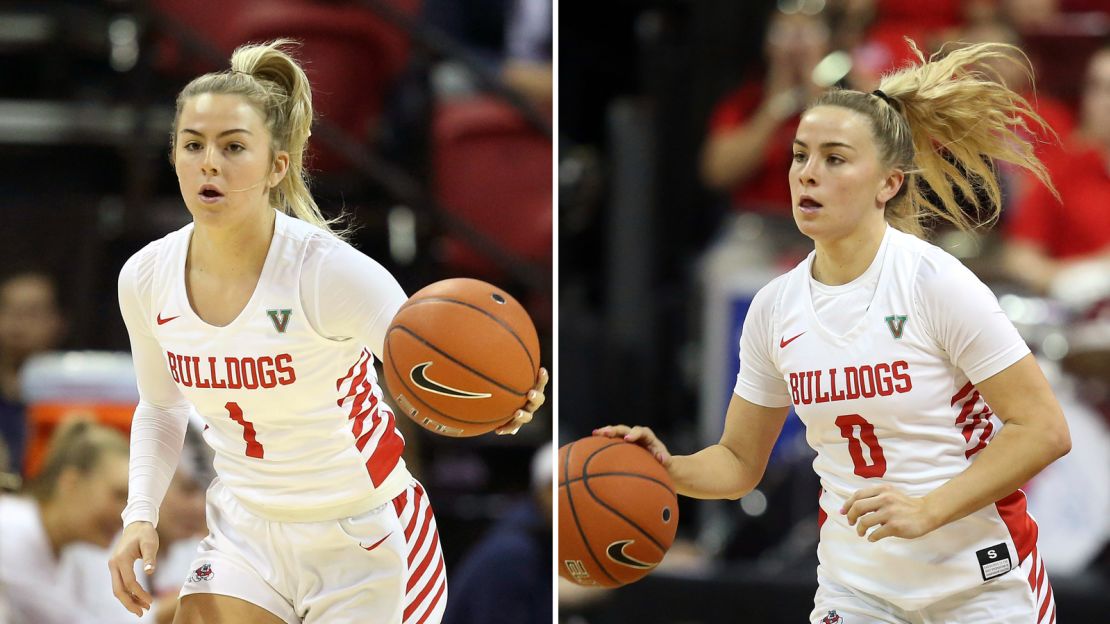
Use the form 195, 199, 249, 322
198, 185, 225, 201
799, 198, 823, 210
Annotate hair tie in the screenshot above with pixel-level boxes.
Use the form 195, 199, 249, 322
872, 89, 901, 112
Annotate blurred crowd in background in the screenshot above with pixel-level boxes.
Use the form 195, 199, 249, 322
0, 0, 551, 622
561, 0, 1110, 621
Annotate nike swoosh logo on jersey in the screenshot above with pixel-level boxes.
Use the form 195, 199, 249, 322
360, 532, 392, 552
409, 362, 492, 399
779, 331, 806, 348
157, 313, 180, 325
605, 540, 656, 570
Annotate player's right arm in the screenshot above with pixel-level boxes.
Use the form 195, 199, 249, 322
596, 396, 789, 500
596, 278, 790, 499
108, 245, 193, 617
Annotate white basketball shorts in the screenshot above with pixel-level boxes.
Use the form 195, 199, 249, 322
179, 478, 448, 624
810, 545, 1055, 624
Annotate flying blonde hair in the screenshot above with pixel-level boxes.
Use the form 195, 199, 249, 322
172, 39, 350, 239
811, 40, 1058, 238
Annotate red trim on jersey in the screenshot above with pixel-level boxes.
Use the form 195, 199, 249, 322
336, 348, 404, 487
996, 490, 1038, 563
366, 415, 403, 486
950, 381, 975, 406
817, 488, 827, 530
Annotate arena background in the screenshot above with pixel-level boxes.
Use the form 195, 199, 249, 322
559, 0, 1110, 621
0, 0, 552, 622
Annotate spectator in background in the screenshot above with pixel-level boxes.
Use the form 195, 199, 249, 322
442, 443, 552, 624
62, 420, 212, 624
0, 270, 65, 475
502, 0, 553, 114
701, 7, 833, 215
0, 419, 129, 624
1003, 43, 1110, 295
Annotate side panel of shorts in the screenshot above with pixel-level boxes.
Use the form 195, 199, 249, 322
390, 481, 448, 624
921, 544, 1052, 624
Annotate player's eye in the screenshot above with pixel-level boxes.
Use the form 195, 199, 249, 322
827, 155, 844, 165
792, 152, 807, 163
226, 143, 245, 152
183, 142, 202, 151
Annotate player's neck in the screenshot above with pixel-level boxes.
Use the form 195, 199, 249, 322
811, 220, 886, 286
189, 207, 276, 280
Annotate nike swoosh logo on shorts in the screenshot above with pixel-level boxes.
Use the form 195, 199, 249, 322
779, 331, 806, 348
156, 313, 180, 325
605, 540, 656, 570
360, 532, 392, 551
409, 362, 492, 399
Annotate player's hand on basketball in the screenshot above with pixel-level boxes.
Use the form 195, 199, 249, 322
496, 367, 548, 435
592, 425, 672, 467
841, 484, 938, 542
108, 521, 159, 616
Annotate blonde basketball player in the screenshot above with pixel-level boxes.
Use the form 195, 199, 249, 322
597, 42, 1069, 624
107, 40, 547, 624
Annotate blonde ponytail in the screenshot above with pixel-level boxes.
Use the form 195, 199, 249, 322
174, 39, 351, 239
812, 40, 1058, 238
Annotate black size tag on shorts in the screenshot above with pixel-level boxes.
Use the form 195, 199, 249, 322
976, 543, 1013, 581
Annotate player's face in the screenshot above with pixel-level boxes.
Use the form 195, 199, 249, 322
173, 93, 288, 226
66, 454, 130, 548
790, 106, 896, 242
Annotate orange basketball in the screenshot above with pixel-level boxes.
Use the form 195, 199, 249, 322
558, 436, 679, 587
383, 278, 540, 437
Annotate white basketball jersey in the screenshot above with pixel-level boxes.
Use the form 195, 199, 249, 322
736, 227, 1038, 610
145, 211, 410, 522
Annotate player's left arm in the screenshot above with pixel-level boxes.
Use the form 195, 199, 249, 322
844, 258, 1070, 542
845, 354, 1070, 541
306, 240, 547, 435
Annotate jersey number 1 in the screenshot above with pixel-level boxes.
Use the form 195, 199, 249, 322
226, 401, 264, 459
835, 414, 886, 478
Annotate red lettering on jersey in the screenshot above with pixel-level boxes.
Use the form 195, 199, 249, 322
788, 361, 912, 405
800, 371, 814, 405
207, 357, 227, 389
191, 356, 210, 389
276, 353, 295, 384
814, 369, 831, 403
178, 354, 193, 387
829, 367, 846, 401
240, 357, 259, 389
844, 367, 861, 400
225, 357, 242, 389
874, 362, 893, 396
167, 351, 180, 383
257, 356, 277, 388
858, 365, 876, 398
892, 360, 911, 392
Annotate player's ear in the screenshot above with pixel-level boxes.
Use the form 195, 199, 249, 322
269, 151, 290, 187
877, 168, 904, 206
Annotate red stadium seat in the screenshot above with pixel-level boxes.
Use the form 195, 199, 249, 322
153, 0, 420, 172
432, 97, 552, 279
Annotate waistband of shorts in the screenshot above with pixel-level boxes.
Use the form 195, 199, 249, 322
224, 464, 413, 522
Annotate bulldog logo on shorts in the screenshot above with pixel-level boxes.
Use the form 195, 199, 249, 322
188, 563, 215, 583
820, 610, 843, 624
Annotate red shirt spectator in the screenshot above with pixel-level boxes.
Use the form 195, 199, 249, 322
1007, 140, 1110, 259
706, 81, 799, 214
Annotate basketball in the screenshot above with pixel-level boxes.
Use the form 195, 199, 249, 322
383, 278, 540, 437
558, 435, 679, 587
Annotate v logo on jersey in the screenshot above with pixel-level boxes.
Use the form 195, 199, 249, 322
884, 314, 908, 340
605, 540, 656, 570
267, 309, 292, 333
410, 362, 492, 399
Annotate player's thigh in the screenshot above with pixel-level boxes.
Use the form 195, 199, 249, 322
812, 573, 910, 624
174, 593, 289, 624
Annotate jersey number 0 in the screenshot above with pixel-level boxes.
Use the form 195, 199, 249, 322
835, 414, 887, 478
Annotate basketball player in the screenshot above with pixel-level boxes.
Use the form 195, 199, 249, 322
597, 42, 1069, 623
107, 40, 548, 624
